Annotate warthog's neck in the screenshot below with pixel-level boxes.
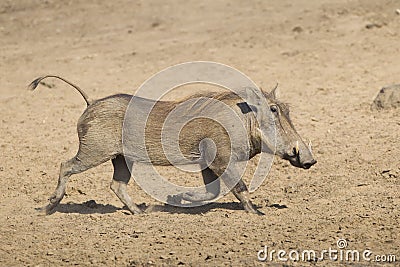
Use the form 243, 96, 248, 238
246, 114, 262, 160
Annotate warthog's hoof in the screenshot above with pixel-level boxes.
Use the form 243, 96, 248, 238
143, 204, 165, 213
243, 203, 265, 216
245, 207, 264, 216
253, 209, 265, 216
181, 191, 217, 202
167, 193, 183, 205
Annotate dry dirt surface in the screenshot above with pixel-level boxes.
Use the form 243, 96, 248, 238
1, 0, 399, 266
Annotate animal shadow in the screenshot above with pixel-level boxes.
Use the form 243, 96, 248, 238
144, 202, 264, 215
40, 200, 265, 215
51, 200, 121, 214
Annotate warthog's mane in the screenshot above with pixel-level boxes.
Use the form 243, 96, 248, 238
179, 89, 291, 119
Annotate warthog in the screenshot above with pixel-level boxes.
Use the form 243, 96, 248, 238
29, 75, 316, 215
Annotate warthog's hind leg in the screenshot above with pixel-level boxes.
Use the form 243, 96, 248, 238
37, 157, 91, 215
110, 155, 143, 214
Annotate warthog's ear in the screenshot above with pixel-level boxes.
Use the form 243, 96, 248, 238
244, 87, 268, 112
268, 83, 279, 99
243, 87, 270, 126
237, 102, 254, 114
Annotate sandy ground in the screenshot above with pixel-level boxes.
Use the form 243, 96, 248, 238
1, 0, 399, 266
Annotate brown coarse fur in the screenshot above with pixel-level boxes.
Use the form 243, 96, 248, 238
29, 75, 316, 216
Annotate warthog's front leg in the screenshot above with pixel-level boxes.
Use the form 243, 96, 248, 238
181, 166, 220, 202
180, 162, 263, 215
230, 178, 264, 215
180, 139, 221, 203
216, 164, 264, 215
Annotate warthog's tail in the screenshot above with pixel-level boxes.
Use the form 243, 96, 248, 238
28, 75, 91, 106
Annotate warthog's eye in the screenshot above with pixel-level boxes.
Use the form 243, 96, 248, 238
270, 105, 278, 113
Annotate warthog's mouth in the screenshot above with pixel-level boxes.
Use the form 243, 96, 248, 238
283, 148, 317, 169
281, 140, 317, 169
283, 154, 316, 169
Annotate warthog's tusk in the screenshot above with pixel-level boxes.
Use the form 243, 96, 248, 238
295, 141, 299, 156
308, 140, 313, 155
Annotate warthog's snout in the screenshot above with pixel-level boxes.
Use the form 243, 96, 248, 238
302, 159, 317, 169
283, 140, 317, 169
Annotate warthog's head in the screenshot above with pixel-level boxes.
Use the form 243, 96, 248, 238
245, 86, 317, 169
